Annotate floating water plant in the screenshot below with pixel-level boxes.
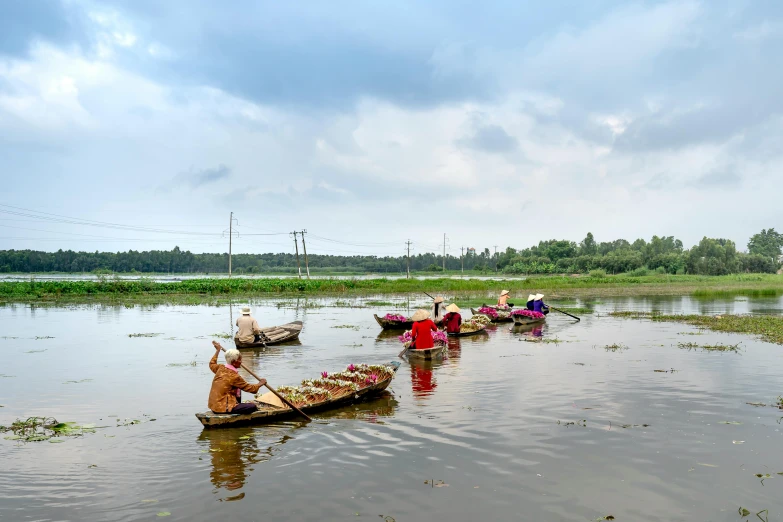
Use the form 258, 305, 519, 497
128, 332, 162, 338
604, 343, 628, 352
1, 417, 95, 442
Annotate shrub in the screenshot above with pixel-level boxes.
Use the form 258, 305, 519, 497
627, 267, 649, 277
588, 269, 607, 278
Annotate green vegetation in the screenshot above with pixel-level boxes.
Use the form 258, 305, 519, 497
678, 341, 741, 353
604, 343, 628, 352
1, 417, 95, 442
1, 273, 782, 304
610, 311, 783, 345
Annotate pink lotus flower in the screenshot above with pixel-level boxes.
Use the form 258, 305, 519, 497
383, 313, 408, 322
511, 309, 545, 319
321, 371, 328, 378
477, 307, 499, 319
347, 364, 356, 372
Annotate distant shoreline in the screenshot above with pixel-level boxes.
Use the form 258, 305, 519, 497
0, 274, 781, 304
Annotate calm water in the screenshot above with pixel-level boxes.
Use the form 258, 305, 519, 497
1, 295, 782, 522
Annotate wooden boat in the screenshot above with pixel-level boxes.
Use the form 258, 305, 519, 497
405, 345, 447, 360
374, 314, 443, 330
234, 321, 303, 348
470, 308, 514, 323
512, 314, 547, 326
374, 314, 414, 330
196, 361, 401, 428
447, 323, 489, 337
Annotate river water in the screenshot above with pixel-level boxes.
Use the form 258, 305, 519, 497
1, 295, 782, 521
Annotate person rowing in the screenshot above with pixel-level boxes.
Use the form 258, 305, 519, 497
497, 290, 514, 308
532, 293, 549, 315
208, 345, 266, 414
442, 303, 462, 334
431, 296, 447, 324
235, 306, 264, 344
410, 309, 437, 349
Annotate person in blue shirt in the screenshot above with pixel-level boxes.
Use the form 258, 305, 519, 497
532, 293, 549, 315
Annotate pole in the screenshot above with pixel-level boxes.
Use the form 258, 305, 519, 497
229, 212, 233, 277
493, 245, 498, 272
301, 229, 310, 279
443, 233, 446, 272
405, 240, 412, 279
292, 232, 302, 279
461, 246, 464, 275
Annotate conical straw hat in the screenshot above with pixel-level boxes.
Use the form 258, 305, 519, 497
411, 309, 430, 321
500, 290, 510, 296
433, 296, 445, 303
534, 293, 545, 300
527, 294, 536, 302
446, 303, 460, 313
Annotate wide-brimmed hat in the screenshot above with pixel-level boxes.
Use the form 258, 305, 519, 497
411, 309, 430, 321
433, 296, 445, 303
446, 303, 460, 313
534, 293, 545, 300
500, 290, 510, 296
527, 294, 536, 302
241, 306, 251, 315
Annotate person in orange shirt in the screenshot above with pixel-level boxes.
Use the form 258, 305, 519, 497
409, 309, 437, 349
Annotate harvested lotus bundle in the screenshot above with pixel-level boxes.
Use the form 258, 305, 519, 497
476, 307, 499, 319
382, 313, 408, 322
470, 314, 492, 327
398, 329, 448, 347
258, 363, 396, 408
511, 309, 545, 319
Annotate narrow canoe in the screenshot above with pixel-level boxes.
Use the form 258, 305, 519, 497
196, 361, 401, 428
374, 314, 414, 330
447, 323, 489, 337
234, 321, 303, 348
470, 308, 514, 323
405, 345, 447, 360
512, 315, 547, 326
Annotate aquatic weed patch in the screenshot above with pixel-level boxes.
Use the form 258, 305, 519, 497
1, 417, 95, 442
610, 312, 783, 345
604, 343, 628, 352
128, 332, 162, 338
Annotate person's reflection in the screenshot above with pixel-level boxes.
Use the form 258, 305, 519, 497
446, 337, 461, 359
198, 429, 291, 502
410, 361, 438, 398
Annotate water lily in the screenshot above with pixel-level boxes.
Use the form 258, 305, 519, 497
321, 371, 328, 378
347, 364, 356, 372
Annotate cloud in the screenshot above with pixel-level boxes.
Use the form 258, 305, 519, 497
184, 164, 231, 187
458, 123, 518, 154
690, 163, 742, 188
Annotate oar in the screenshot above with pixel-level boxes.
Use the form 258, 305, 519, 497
423, 291, 435, 300
549, 306, 581, 322
212, 341, 311, 422
397, 345, 409, 358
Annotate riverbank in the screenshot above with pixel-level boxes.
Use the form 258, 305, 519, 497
0, 274, 781, 304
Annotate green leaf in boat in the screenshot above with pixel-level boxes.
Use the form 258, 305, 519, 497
157, 512, 171, 517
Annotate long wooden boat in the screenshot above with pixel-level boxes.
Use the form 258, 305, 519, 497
374, 314, 414, 330
512, 315, 547, 326
196, 361, 401, 428
405, 345, 447, 360
234, 321, 303, 348
447, 323, 489, 337
470, 308, 514, 323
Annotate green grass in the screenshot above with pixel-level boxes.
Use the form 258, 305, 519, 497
611, 312, 783, 345
0, 273, 781, 304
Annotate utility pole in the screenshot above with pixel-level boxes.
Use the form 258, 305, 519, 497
442, 233, 447, 272
460, 246, 465, 275
493, 245, 499, 272
292, 231, 302, 279
223, 212, 238, 277
300, 229, 310, 279
405, 240, 412, 279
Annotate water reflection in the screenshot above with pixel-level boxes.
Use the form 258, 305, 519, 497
410, 359, 442, 399
318, 392, 399, 423
197, 428, 292, 502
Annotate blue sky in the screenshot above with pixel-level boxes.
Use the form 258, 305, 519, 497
1, 0, 781, 256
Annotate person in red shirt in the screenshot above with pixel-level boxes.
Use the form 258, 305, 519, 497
409, 309, 437, 349
442, 303, 462, 333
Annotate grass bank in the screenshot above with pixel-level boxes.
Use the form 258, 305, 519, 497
610, 311, 783, 345
0, 274, 781, 304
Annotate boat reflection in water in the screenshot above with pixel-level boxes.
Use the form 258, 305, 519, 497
511, 322, 545, 339
197, 428, 293, 502
316, 392, 398, 424
410, 359, 439, 398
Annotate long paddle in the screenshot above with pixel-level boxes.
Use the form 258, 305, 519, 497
423, 291, 435, 300
212, 341, 312, 422
548, 306, 581, 322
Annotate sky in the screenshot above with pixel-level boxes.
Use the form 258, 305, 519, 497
1, 0, 781, 258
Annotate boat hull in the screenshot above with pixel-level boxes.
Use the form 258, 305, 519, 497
405, 345, 447, 360
470, 308, 514, 323
512, 316, 546, 326
234, 321, 303, 348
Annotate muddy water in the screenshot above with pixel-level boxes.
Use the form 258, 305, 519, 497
1, 296, 782, 522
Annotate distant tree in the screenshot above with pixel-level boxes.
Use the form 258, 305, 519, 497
579, 232, 597, 256
748, 228, 783, 262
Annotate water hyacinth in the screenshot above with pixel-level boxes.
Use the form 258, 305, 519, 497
383, 313, 408, 322
511, 309, 545, 319
477, 307, 499, 319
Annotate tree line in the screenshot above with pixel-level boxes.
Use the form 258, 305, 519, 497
0, 229, 781, 276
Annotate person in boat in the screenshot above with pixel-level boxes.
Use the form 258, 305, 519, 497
208, 345, 266, 414
532, 293, 549, 315
497, 290, 514, 308
410, 309, 437, 349
442, 303, 462, 334
431, 296, 447, 324
526, 294, 536, 311
235, 306, 263, 344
